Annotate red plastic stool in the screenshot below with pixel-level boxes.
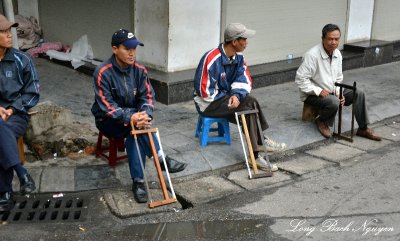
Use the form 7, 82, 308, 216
96, 132, 128, 167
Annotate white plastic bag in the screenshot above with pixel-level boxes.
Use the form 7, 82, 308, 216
46, 35, 94, 69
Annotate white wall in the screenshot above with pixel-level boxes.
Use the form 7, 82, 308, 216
346, 0, 374, 43
372, 0, 400, 41
134, 0, 169, 71
168, 0, 220, 72
136, 0, 220, 72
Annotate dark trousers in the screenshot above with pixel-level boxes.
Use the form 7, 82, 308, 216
95, 117, 160, 180
197, 95, 269, 152
304, 88, 369, 127
0, 113, 29, 192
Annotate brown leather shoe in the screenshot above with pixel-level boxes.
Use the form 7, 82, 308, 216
356, 128, 382, 141
315, 119, 331, 138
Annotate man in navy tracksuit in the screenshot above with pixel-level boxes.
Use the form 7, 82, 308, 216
92, 29, 186, 203
193, 23, 287, 172
0, 15, 39, 212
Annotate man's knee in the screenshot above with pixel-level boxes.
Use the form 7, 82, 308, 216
356, 88, 365, 99
322, 95, 340, 113
242, 95, 260, 106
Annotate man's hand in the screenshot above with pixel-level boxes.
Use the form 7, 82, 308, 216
0, 107, 13, 121
319, 89, 331, 97
228, 95, 240, 109
339, 95, 345, 106
130, 111, 152, 129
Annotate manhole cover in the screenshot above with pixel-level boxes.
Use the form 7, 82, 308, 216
0, 194, 89, 223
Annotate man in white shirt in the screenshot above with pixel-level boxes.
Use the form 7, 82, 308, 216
295, 23, 381, 141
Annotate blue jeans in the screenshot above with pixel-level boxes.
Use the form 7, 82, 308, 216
95, 117, 160, 180
0, 113, 29, 192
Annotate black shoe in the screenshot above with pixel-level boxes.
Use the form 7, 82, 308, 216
20, 174, 36, 195
160, 156, 187, 173
132, 182, 148, 203
0, 192, 14, 212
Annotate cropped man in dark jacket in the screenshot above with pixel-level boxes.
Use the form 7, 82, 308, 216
92, 29, 186, 203
0, 15, 39, 212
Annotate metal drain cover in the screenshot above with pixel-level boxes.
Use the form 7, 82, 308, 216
0, 194, 89, 223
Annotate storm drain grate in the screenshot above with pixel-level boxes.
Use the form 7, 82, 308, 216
0, 195, 89, 223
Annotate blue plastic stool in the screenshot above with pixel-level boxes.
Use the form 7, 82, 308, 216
195, 115, 231, 147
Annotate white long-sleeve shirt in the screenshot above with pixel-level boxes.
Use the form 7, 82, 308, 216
295, 43, 343, 101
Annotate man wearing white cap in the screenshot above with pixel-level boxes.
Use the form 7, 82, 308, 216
193, 23, 287, 172
0, 14, 39, 212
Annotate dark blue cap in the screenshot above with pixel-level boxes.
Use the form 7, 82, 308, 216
111, 29, 144, 48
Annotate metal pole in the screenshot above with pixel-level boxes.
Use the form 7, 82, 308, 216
3, 0, 19, 49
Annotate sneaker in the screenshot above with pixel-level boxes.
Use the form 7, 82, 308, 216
249, 155, 278, 172
263, 135, 287, 152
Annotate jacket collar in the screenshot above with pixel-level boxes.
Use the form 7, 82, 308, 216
2, 48, 16, 62
111, 54, 133, 73
218, 43, 237, 65
319, 43, 339, 60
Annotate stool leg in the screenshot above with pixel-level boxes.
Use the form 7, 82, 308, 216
96, 132, 103, 157
200, 120, 211, 146
217, 122, 225, 137
108, 137, 117, 167
17, 137, 26, 164
195, 116, 202, 138
223, 122, 231, 145
117, 138, 125, 152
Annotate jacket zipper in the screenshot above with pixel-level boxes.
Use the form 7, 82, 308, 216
123, 74, 128, 103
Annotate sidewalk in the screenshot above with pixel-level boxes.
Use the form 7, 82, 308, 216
16, 59, 400, 216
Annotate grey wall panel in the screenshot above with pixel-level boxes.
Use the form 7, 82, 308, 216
372, 0, 400, 41
39, 0, 132, 60
223, 0, 348, 65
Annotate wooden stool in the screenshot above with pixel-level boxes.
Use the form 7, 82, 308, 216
302, 103, 318, 122
96, 132, 128, 167
17, 136, 26, 164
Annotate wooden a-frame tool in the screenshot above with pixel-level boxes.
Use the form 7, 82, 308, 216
130, 121, 177, 208
235, 105, 273, 179
333, 81, 357, 143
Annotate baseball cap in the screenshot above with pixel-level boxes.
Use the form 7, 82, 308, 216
0, 14, 18, 31
111, 29, 144, 48
224, 23, 256, 42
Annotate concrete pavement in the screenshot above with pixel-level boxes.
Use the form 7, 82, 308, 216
15, 59, 400, 217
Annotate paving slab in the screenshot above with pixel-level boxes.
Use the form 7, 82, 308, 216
103, 188, 182, 218
161, 132, 196, 149
114, 162, 132, 186
200, 142, 243, 170
373, 125, 400, 141
305, 143, 366, 163
227, 170, 292, 191
40, 166, 75, 192
388, 121, 400, 129
74, 165, 120, 191
167, 150, 210, 177
12, 168, 43, 194
278, 155, 336, 175
337, 135, 393, 151
174, 175, 242, 205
